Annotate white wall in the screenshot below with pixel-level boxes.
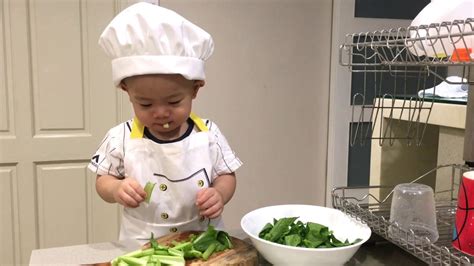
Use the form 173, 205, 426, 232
162, 0, 333, 230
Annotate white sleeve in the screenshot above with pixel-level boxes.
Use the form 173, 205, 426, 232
206, 120, 243, 178
88, 123, 127, 178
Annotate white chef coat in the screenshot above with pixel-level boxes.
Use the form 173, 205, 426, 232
88, 113, 242, 245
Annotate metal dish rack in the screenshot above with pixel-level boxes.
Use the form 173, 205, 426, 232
336, 18, 474, 265
339, 18, 473, 148
332, 164, 473, 265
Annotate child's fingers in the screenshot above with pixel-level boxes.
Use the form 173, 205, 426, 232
122, 182, 143, 203
119, 192, 140, 208
196, 188, 212, 205
201, 203, 223, 218
128, 188, 144, 203
208, 209, 223, 219
198, 193, 223, 216
198, 193, 218, 210
130, 181, 147, 198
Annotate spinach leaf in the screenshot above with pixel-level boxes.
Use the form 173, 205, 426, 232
217, 231, 233, 249
284, 234, 301, 246
192, 225, 218, 252
262, 217, 298, 243
258, 223, 274, 238
259, 217, 361, 249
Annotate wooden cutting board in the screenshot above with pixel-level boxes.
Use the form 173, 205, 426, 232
94, 231, 258, 266
155, 231, 258, 266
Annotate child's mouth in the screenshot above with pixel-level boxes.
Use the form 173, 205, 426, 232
162, 123, 170, 129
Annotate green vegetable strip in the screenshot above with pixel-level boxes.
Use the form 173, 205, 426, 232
146, 258, 160, 266
149, 233, 168, 251
144, 182, 156, 203
117, 261, 128, 266
147, 255, 160, 265
202, 242, 217, 261
150, 255, 185, 265
184, 249, 202, 259
153, 250, 169, 255
167, 248, 184, 257
172, 241, 192, 250
119, 256, 148, 266
123, 248, 155, 258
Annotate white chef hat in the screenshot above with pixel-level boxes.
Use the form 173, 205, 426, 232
99, 2, 214, 87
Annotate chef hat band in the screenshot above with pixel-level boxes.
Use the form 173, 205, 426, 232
99, 2, 214, 87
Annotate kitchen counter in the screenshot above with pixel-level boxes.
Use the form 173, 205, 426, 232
346, 235, 425, 266
30, 233, 425, 265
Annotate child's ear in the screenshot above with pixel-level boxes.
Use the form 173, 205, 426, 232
192, 80, 205, 98
194, 80, 205, 88
119, 81, 128, 92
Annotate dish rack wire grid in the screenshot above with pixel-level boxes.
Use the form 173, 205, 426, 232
332, 164, 474, 265
339, 18, 473, 146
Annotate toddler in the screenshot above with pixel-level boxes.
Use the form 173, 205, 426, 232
88, 2, 242, 244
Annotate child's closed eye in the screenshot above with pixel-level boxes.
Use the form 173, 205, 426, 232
168, 99, 182, 105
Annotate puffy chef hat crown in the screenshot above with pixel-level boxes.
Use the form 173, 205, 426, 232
99, 2, 214, 87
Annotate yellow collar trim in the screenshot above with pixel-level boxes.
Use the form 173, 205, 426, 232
130, 117, 145, 139
190, 112, 209, 132
130, 112, 208, 139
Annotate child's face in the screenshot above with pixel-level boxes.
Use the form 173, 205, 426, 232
121, 74, 202, 139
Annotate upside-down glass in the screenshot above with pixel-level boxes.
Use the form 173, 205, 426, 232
389, 183, 439, 243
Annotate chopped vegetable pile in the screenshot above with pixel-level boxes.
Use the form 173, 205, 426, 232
258, 217, 362, 248
112, 225, 233, 266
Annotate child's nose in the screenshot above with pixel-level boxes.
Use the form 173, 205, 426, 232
153, 106, 170, 118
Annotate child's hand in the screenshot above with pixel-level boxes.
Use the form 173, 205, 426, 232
196, 188, 224, 219
113, 178, 146, 208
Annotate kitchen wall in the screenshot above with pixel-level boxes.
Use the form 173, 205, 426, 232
161, 0, 333, 230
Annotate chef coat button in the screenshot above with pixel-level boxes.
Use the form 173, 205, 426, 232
197, 180, 204, 187
159, 184, 167, 191
170, 227, 178, 233
161, 213, 169, 220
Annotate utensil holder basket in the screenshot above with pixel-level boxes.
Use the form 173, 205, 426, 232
332, 164, 474, 265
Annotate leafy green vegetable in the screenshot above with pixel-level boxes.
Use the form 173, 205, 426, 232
262, 217, 298, 242
284, 234, 301, 246
111, 225, 233, 265
190, 225, 232, 260
259, 217, 362, 249
217, 231, 233, 249
192, 225, 218, 252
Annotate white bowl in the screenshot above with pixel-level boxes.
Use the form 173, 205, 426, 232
240, 204, 371, 266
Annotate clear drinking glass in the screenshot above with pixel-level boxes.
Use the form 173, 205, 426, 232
389, 183, 439, 243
